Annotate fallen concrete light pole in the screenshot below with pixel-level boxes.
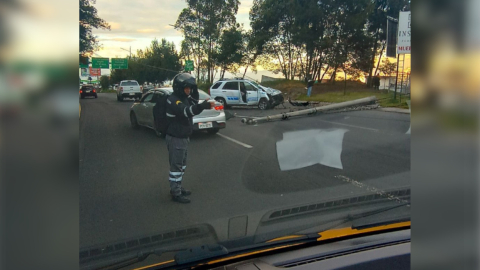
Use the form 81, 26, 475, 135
242, 96, 377, 125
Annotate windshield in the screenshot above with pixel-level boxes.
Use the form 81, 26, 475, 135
80, 0, 411, 269
249, 80, 267, 90
121, 81, 138, 86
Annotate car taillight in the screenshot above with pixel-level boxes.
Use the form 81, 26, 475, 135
214, 105, 224, 111
93, 89, 96, 92
80, 90, 83, 93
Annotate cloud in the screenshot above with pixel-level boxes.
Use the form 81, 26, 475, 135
238, 0, 253, 14
238, 5, 251, 15
99, 38, 136, 42
136, 29, 160, 33
110, 22, 121, 30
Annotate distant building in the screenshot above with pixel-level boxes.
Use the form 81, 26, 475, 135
379, 76, 396, 90
379, 74, 410, 94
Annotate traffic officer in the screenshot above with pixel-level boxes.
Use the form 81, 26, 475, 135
165, 73, 214, 204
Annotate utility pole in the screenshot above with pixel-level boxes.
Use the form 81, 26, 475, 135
120, 46, 132, 58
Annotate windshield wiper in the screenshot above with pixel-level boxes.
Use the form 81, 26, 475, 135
85, 245, 228, 270
259, 202, 410, 246
295, 202, 411, 237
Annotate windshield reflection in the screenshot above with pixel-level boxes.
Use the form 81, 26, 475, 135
277, 129, 348, 171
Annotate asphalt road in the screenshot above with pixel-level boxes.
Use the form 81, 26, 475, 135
80, 93, 410, 248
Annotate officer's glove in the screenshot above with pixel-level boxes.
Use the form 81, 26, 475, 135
200, 100, 212, 110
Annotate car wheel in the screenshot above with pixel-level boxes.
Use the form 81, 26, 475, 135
215, 97, 227, 107
130, 112, 139, 129
258, 99, 269, 110
207, 128, 219, 134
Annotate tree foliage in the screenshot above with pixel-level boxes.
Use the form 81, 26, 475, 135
174, 0, 240, 82
249, 0, 377, 81
110, 39, 181, 85
79, 0, 110, 59
100, 75, 110, 89
378, 58, 397, 76
248, 0, 410, 82
215, 25, 244, 79
364, 0, 410, 85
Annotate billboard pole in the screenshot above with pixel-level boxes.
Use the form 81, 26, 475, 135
394, 54, 400, 100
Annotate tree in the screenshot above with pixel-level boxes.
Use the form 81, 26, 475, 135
110, 39, 181, 85
250, 0, 302, 80
378, 58, 396, 76
100, 75, 109, 90
215, 26, 244, 79
79, 0, 110, 59
250, 0, 372, 82
241, 30, 261, 78
365, 0, 411, 86
175, 0, 240, 83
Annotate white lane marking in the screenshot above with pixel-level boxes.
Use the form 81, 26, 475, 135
217, 133, 253, 149
317, 119, 379, 132
335, 175, 410, 204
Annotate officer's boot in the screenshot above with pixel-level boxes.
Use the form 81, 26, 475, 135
170, 181, 190, 204
179, 181, 191, 196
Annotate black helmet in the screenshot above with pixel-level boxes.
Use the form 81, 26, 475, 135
172, 73, 198, 100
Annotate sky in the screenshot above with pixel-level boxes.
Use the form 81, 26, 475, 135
90, 0, 277, 81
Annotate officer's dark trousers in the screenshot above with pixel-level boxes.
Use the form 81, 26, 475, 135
166, 134, 189, 196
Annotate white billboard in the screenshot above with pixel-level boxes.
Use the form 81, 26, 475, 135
397, 11, 411, 54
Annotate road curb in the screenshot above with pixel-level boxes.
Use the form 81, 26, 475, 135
377, 108, 410, 114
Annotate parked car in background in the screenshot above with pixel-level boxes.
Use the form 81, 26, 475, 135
209, 78, 284, 110
130, 88, 226, 136
79, 84, 98, 99
116, 80, 143, 101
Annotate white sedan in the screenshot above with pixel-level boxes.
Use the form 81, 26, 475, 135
130, 88, 226, 136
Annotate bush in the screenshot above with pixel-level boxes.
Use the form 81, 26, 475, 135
100, 75, 110, 90
197, 82, 213, 94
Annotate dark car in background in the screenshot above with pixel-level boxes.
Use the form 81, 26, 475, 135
79, 84, 98, 99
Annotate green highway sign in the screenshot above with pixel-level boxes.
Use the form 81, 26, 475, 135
185, 60, 194, 71
92, 57, 109, 69
112, 58, 128, 69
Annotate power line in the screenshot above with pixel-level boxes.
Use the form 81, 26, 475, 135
134, 63, 183, 74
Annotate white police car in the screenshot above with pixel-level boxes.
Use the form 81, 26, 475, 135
209, 78, 284, 110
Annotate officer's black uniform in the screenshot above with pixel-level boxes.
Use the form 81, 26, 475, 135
166, 73, 211, 204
